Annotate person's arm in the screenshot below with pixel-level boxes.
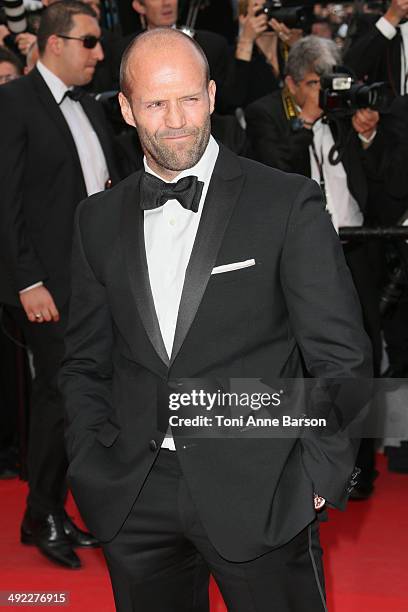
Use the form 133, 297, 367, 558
281, 179, 373, 508
235, 0, 268, 62
344, 3, 407, 81
352, 108, 379, 150
0, 87, 55, 311
351, 109, 386, 192
59, 199, 114, 462
222, 0, 269, 110
245, 99, 313, 173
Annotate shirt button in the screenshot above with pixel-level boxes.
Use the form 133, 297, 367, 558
149, 440, 158, 452
169, 218, 176, 226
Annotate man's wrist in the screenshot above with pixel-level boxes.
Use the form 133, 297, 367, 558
237, 37, 255, 46
298, 114, 319, 128
236, 37, 254, 61
19, 281, 44, 294
378, 12, 400, 33
358, 129, 377, 144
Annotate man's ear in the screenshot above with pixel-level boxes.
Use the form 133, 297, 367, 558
132, 0, 145, 15
118, 92, 136, 128
46, 34, 63, 57
208, 79, 216, 115
285, 75, 296, 97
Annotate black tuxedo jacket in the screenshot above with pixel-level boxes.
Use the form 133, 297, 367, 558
60, 144, 372, 560
245, 90, 384, 215
345, 14, 401, 97
0, 68, 120, 308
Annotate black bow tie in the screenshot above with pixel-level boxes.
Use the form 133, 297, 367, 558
59, 88, 84, 104
140, 172, 204, 213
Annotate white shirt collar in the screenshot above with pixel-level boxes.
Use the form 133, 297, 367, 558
36, 60, 71, 105
143, 134, 219, 186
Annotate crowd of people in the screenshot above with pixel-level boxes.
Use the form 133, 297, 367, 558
0, 0, 407, 579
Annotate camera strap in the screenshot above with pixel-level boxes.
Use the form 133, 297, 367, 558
281, 86, 298, 122
281, 86, 306, 131
310, 138, 328, 209
282, 88, 329, 209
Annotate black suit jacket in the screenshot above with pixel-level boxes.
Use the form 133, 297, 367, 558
345, 13, 401, 97
60, 144, 372, 560
0, 68, 120, 308
245, 90, 384, 214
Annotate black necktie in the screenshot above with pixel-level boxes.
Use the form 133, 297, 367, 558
140, 172, 204, 213
59, 88, 84, 105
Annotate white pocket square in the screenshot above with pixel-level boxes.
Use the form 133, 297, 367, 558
211, 259, 256, 275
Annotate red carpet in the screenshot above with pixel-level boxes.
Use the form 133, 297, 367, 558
0, 453, 407, 611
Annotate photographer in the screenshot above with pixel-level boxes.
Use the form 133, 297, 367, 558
233, 0, 303, 107
246, 35, 383, 498
345, 0, 408, 96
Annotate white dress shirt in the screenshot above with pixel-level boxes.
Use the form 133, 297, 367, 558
376, 16, 408, 94
143, 135, 219, 449
37, 61, 109, 196
20, 62, 110, 295
310, 120, 363, 233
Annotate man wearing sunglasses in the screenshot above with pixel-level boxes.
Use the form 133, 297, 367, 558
16, 0, 122, 93
0, 0, 119, 569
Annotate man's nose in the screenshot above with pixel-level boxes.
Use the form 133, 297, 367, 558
165, 102, 186, 128
92, 41, 104, 62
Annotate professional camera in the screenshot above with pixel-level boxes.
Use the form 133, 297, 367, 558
0, 0, 42, 55
319, 68, 392, 116
257, 0, 314, 30
1, 0, 27, 34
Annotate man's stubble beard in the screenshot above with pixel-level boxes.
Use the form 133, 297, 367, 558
137, 115, 211, 173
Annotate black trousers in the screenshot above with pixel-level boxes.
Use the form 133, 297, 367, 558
7, 306, 68, 516
343, 242, 382, 376
103, 449, 327, 612
344, 243, 381, 487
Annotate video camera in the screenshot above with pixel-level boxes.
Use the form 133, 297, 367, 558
319, 67, 392, 116
257, 0, 314, 30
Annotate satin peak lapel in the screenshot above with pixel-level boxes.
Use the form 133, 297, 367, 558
121, 174, 170, 369
31, 70, 82, 165
170, 147, 245, 366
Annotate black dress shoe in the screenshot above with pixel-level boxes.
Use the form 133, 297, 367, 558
349, 482, 374, 500
349, 469, 379, 501
21, 510, 81, 569
63, 511, 100, 548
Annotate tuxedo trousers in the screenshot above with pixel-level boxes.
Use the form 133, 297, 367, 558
343, 242, 381, 489
102, 449, 327, 612
7, 306, 68, 516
